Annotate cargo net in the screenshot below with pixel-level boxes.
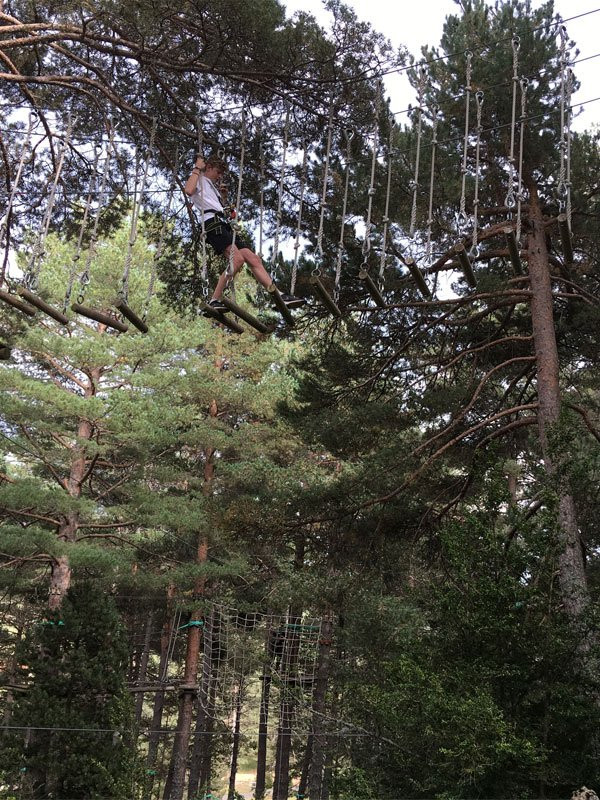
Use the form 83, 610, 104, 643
163, 603, 326, 730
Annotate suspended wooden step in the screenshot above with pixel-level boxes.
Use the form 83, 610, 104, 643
114, 298, 148, 334
405, 257, 432, 299
17, 287, 69, 325
200, 302, 244, 335
71, 303, 129, 333
219, 297, 272, 335
267, 283, 294, 327
0, 289, 36, 317
0, 344, 11, 360
453, 244, 477, 288
503, 227, 523, 275
358, 269, 387, 308
309, 276, 341, 317
558, 213, 574, 265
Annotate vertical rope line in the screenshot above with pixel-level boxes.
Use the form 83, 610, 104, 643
459, 52, 473, 226
26, 114, 73, 291
470, 92, 484, 255
363, 80, 382, 258
316, 101, 334, 261
558, 26, 568, 206
410, 70, 427, 239
425, 106, 438, 266
121, 118, 157, 301
63, 143, 102, 312
379, 126, 393, 285
1, 111, 37, 285
271, 105, 290, 276
505, 36, 520, 209
258, 126, 265, 259
228, 110, 246, 279
516, 79, 529, 243
335, 130, 353, 302
143, 150, 179, 320
195, 120, 208, 289
565, 67, 573, 230
290, 143, 307, 295
77, 123, 114, 303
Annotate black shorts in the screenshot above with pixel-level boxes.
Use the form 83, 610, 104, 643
205, 222, 250, 256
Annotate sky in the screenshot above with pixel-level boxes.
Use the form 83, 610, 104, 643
283, 0, 600, 131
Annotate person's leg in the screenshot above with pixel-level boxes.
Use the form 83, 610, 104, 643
238, 247, 273, 290
211, 245, 246, 300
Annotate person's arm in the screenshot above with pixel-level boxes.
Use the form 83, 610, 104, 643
184, 156, 205, 196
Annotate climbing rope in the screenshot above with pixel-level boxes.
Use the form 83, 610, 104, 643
257, 123, 266, 260
63, 143, 102, 313
271, 105, 290, 277
458, 52, 473, 234
1, 111, 37, 285
120, 118, 157, 304
290, 142, 307, 296
195, 119, 209, 294
470, 91, 484, 257
362, 80, 382, 264
558, 25, 573, 230
409, 69, 427, 240
316, 100, 334, 266
227, 110, 246, 282
379, 125, 393, 286
425, 104, 439, 268
515, 78, 529, 243
505, 36, 520, 212
76, 124, 114, 305
334, 128, 353, 301
142, 151, 179, 322
24, 115, 73, 292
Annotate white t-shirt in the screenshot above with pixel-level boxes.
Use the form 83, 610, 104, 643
190, 174, 224, 221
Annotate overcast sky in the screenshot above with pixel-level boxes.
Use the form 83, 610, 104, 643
283, 0, 600, 131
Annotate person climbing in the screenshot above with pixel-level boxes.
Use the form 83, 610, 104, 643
185, 154, 306, 312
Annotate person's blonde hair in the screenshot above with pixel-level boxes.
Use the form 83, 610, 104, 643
205, 154, 227, 173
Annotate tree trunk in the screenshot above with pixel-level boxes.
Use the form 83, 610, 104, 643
307, 618, 333, 800
227, 680, 244, 800
527, 185, 589, 621
255, 622, 275, 800
163, 539, 207, 800
48, 366, 100, 610
134, 611, 155, 726
188, 607, 218, 800
145, 592, 176, 800
272, 613, 301, 800
298, 734, 312, 800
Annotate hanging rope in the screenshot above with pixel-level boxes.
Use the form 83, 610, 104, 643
409, 69, 427, 239
257, 123, 266, 260
120, 118, 157, 303
196, 118, 209, 293
290, 142, 307, 296
558, 25, 573, 230
362, 80, 382, 265
515, 78, 529, 243
335, 128, 353, 302
1, 111, 37, 285
379, 125, 393, 287
458, 52, 473, 234
470, 91, 484, 257
63, 143, 102, 313
316, 100, 334, 268
76, 124, 114, 304
505, 36, 520, 211
425, 104, 439, 268
227, 110, 246, 280
24, 114, 73, 292
271, 105, 290, 278
142, 151, 179, 322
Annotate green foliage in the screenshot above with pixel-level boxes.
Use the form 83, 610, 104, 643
0, 584, 140, 799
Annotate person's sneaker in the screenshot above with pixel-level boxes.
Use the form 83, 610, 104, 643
280, 293, 307, 309
207, 298, 228, 312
